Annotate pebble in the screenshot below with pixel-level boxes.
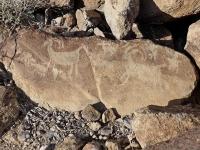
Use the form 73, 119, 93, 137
16, 106, 136, 148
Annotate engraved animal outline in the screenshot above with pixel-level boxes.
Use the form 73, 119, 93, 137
121, 43, 162, 87
44, 38, 88, 80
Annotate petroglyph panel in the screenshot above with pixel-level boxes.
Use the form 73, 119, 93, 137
1, 30, 197, 115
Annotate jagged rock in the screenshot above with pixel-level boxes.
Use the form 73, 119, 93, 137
76, 9, 102, 31
83, 0, 105, 10
0, 87, 20, 136
63, 13, 77, 29
132, 105, 200, 148
82, 142, 103, 150
102, 108, 117, 123
56, 136, 85, 150
104, 0, 139, 39
0, 29, 197, 115
81, 105, 101, 121
145, 127, 200, 150
94, 28, 105, 37
138, 0, 200, 23
185, 20, 200, 68
50, 0, 74, 7
105, 140, 121, 150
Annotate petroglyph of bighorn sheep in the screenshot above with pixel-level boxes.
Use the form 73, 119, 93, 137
44, 38, 89, 79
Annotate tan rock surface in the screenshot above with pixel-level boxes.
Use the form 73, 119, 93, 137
104, 0, 140, 39
139, 0, 200, 23
132, 105, 200, 148
83, 0, 105, 10
0, 29, 197, 115
185, 20, 200, 68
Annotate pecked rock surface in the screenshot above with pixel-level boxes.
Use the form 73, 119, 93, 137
139, 0, 200, 23
0, 29, 197, 115
185, 20, 200, 68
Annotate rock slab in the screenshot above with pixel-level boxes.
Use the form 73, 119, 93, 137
132, 105, 200, 148
0, 29, 197, 115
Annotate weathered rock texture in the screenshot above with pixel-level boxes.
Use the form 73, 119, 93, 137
132, 105, 200, 148
104, 0, 139, 39
145, 127, 200, 150
0, 87, 20, 136
0, 29, 197, 115
83, 0, 105, 10
186, 20, 200, 68
139, 0, 200, 23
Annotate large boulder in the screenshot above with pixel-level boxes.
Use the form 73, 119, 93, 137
185, 20, 200, 68
104, 0, 139, 39
0, 29, 197, 115
132, 105, 200, 148
138, 0, 200, 23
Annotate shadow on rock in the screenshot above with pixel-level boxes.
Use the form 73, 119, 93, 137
0, 62, 37, 137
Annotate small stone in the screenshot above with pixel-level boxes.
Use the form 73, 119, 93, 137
57, 115, 63, 120
51, 17, 65, 26
127, 133, 136, 142
74, 111, 82, 120
103, 136, 108, 140
76, 9, 102, 31
90, 131, 94, 136
99, 135, 103, 140
99, 126, 112, 136
105, 140, 121, 150
56, 136, 84, 150
82, 142, 102, 150
92, 135, 97, 139
81, 105, 101, 121
102, 108, 117, 123
68, 134, 74, 137
132, 23, 143, 39
39, 144, 55, 150
88, 122, 102, 132
130, 141, 140, 148
94, 28, 105, 37
63, 13, 76, 29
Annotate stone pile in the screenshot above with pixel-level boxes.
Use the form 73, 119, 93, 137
30, 0, 200, 40
12, 105, 136, 149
